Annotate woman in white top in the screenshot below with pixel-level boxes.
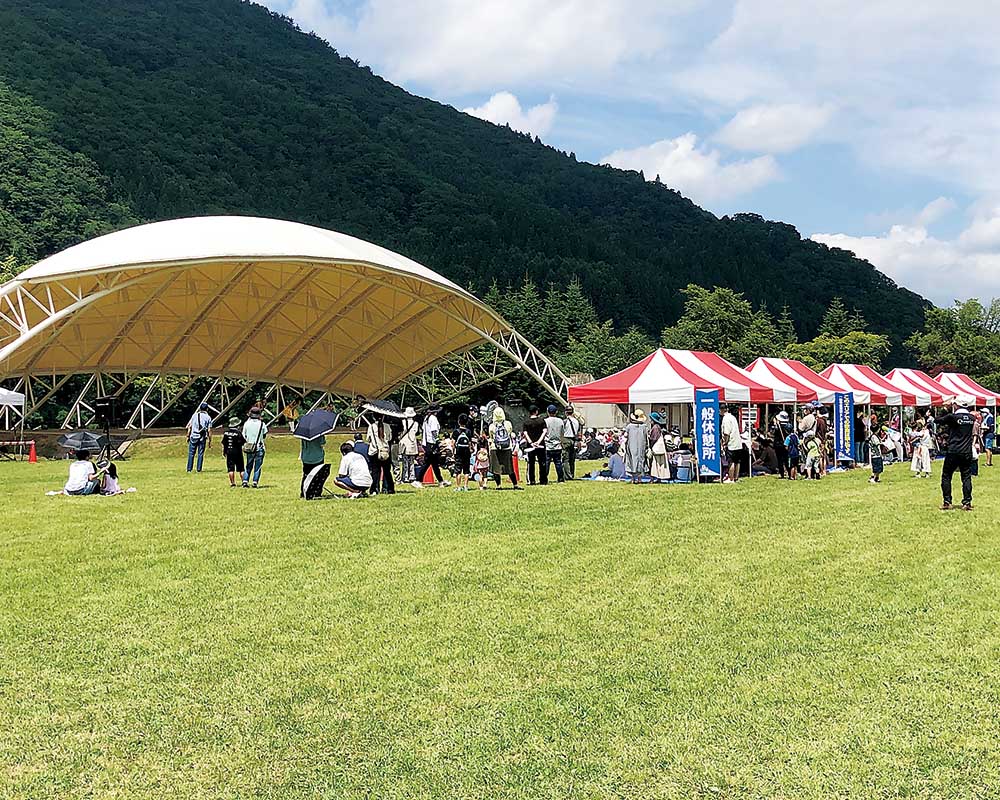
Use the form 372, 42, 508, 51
910, 419, 933, 477
366, 414, 395, 494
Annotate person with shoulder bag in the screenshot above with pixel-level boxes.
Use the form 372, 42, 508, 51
367, 414, 395, 495
240, 406, 268, 488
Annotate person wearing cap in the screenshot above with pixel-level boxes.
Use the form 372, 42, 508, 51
938, 397, 977, 511
398, 407, 419, 483
561, 404, 582, 480
542, 404, 565, 484
771, 410, 792, 479
185, 401, 213, 473
624, 408, 648, 483
240, 406, 269, 488
220, 415, 246, 488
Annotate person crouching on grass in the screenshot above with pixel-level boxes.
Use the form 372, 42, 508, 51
334, 441, 373, 499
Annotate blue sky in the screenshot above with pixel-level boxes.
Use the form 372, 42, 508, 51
260, 0, 1000, 306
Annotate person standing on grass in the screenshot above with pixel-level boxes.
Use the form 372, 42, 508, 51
561, 404, 582, 480
398, 407, 419, 483
334, 441, 373, 498
938, 398, 976, 511
299, 433, 326, 498
784, 426, 801, 480
452, 413, 473, 492
185, 402, 213, 473
772, 410, 792, 479
521, 405, 547, 486
366, 413, 395, 495
721, 404, 742, 483
982, 406, 995, 467
415, 406, 448, 487
542, 404, 564, 484
221, 416, 245, 488
868, 422, 885, 484
624, 408, 648, 484
488, 407, 522, 490
909, 419, 932, 478
240, 406, 268, 488
815, 407, 829, 474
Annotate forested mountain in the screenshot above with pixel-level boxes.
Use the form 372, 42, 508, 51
0, 0, 928, 358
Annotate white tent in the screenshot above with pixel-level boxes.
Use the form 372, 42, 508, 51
0, 388, 24, 407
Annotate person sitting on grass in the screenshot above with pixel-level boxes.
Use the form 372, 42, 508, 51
221, 416, 245, 488
334, 441, 373, 499
599, 442, 627, 480
100, 462, 123, 495
63, 450, 107, 496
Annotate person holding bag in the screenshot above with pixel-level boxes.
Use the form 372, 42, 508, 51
366, 413, 395, 495
240, 406, 268, 488
648, 411, 670, 482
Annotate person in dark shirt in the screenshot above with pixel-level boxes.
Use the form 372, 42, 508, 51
937, 399, 976, 511
520, 405, 547, 486
451, 414, 473, 492
221, 416, 245, 487
353, 432, 371, 464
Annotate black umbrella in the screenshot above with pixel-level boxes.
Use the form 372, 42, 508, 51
361, 399, 404, 418
58, 430, 108, 452
293, 409, 338, 442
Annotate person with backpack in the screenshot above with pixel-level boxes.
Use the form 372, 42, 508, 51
542, 404, 564, 485
488, 406, 521, 489
784, 427, 801, 480
240, 406, 268, 488
185, 402, 213, 473
221, 415, 245, 488
451, 413, 473, 492
366, 413, 395, 495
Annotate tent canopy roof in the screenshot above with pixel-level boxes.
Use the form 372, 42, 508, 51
883, 368, 953, 407
746, 357, 870, 404
822, 363, 913, 406
1, 217, 517, 398
0, 387, 24, 407
568, 349, 796, 405
936, 372, 1000, 407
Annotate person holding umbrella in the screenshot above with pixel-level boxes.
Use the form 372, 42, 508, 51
293, 408, 338, 497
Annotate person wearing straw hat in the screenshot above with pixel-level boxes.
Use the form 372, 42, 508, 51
240, 406, 268, 488
624, 408, 648, 484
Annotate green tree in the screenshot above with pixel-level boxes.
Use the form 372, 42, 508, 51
819, 297, 852, 337
784, 331, 891, 372
776, 304, 798, 347
541, 283, 569, 355
905, 299, 1000, 387
562, 321, 655, 378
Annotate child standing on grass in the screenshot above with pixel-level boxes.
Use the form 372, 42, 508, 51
221, 416, 245, 488
784, 429, 800, 480
473, 439, 491, 490
868, 423, 885, 484
802, 432, 822, 479
452, 414, 473, 492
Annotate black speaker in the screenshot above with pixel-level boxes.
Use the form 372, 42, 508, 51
94, 396, 119, 427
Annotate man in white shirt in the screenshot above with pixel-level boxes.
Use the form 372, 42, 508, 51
185, 402, 213, 473
334, 441, 374, 498
416, 406, 448, 486
63, 450, 106, 495
721, 404, 743, 483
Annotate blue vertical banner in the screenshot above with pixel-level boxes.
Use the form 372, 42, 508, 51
695, 389, 722, 477
834, 391, 854, 462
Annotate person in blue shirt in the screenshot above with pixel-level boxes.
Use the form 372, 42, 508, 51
185, 402, 213, 473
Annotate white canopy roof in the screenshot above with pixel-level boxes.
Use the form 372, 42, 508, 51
0, 217, 521, 398
0, 387, 24, 407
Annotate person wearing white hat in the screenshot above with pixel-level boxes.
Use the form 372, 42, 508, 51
937, 396, 976, 511
771, 410, 793, 479
398, 407, 419, 483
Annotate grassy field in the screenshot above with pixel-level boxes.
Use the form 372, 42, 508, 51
2, 436, 1000, 799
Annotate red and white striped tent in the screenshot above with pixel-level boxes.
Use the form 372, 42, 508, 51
821, 363, 909, 406
935, 372, 1000, 407
746, 357, 871, 404
883, 368, 954, 407
568, 349, 797, 405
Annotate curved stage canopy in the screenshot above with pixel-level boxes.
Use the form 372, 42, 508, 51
0, 217, 567, 419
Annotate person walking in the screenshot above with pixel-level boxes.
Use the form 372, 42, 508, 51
938, 398, 976, 511
185, 402, 213, 473
561, 404, 582, 480
452, 413, 473, 492
399, 407, 419, 483
240, 406, 268, 488
772, 410, 792, 478
299, 433, 326, 498
488, 407, 521, 489
542, 404, 564, 484
415, 406, 448, 487
221, 416, 245, 488
624, 409, 649, 483
721, 404, 742, 483
366, 413, 395, 494
981, 406, 994, 467
521, 405, 547, 486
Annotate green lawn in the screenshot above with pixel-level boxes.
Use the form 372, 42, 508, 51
2, 437, 999, 799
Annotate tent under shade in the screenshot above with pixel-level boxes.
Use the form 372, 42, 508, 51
883, 368, 953, 407
568, 349, 796, 405
935, 373, 1000, 407
746, 357, 871, 404
821, 363, 910, 406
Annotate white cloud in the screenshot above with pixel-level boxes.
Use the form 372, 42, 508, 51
812, 204, 1000, 305
462, 92, 558, 138
601, 133, 779, 206
715, 103, 833, 153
